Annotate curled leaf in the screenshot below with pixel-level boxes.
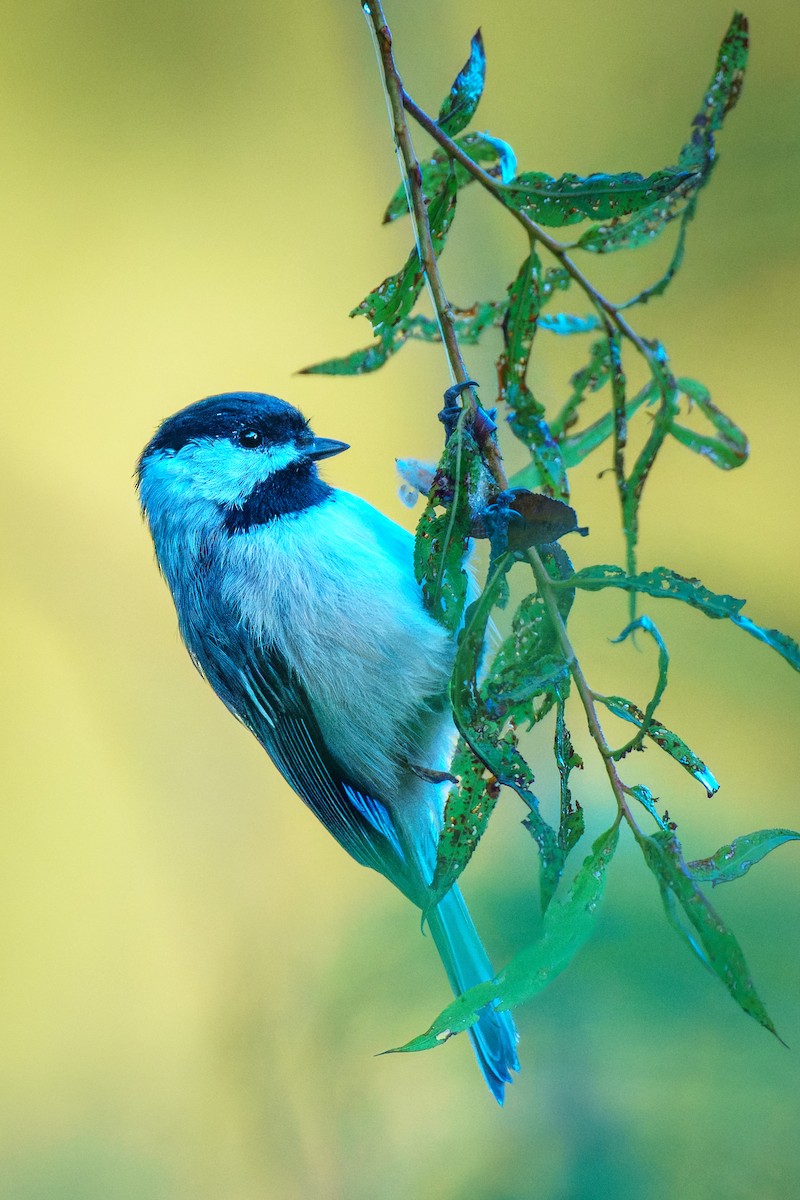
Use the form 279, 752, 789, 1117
669, 377, 748, 470
384, 132, 516, 222
689, 829, 800, 887
596, 692, 719, 796
563, 565, 800, 673
642, 829, 781, 1040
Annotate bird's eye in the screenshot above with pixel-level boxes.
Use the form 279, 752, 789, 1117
237, 429, 263, 449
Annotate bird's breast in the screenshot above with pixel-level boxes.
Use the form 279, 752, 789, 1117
216, 492, 455, 801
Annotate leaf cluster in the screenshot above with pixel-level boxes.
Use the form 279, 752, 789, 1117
313, 8, 799, 1068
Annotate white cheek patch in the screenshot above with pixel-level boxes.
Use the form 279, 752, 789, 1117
156, 438, 303, 506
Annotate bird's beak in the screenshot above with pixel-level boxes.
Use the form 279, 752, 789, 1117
307, 436, 350, 461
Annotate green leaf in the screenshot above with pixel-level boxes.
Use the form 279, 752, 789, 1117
669, 377, 748, 470
691, 11, 749, 139
609, 615, 670, 759
437, 29, 486, 137
616, 205, 693, 308
549, 338, 611, 439
383, 132, 516, 223
509, 381, 656, 488
502, 167, 697, 229
563, 565, 800, 673
385, 822, 619, 1054
352, 167, 458, 339
626, 783, 669, 831
555, 698, 584, 858
620, 346, 678, 584
642, 829, 780, 1039
299, 340, 396, 376
429, 553, 534, 907
596, 692, 718, 795
689, 829, 800, 887
576, 14, 748, 256
431, 740, 502, 905
403, 299, 505, 345
413, 424, 483, 632
497, 253, 569, 499
577, 182, 697, 254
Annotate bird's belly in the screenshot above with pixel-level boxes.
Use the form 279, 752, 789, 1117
218, 498, 454, 800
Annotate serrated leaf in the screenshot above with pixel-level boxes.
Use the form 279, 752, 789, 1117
430, 740, 502, 905
577, 182, 697, 254
352, 168, 458, 339
386, 822, 619, 1054
413, 425, 483, 632
689, 829, 800, 887
642, 829, 780, 1039
497, 253, 569, 499
299, 339, 396, 376
621, 349, 679, 586
549, 338, 612, 439
555, 698, 584, 858
609, 615, 670, 759
597, 693, 718, 795
617, 205, 693, 308
437, 29, 486, 137
508, 380, 656, 489
503, 167, 697, 229
384, 132, 516, 223
669, 377, 748, 470
626, 783, 669, 830
691, 11, 749, 139
563, 565, 800, 673
403, 299, 505, 345
577, 15, 748, 257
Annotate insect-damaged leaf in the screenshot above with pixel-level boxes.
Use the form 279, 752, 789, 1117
669, 377, 748, 470
596, 693, 719, 796
386, 823, 619, 1054
502, 167, 697, 229
497, 253, 568, 499
299, 340, 396, 376
437, 29, 486, 137
689, 829, 800, 887
563, 565, 800, 673
642, 829, 781, 1040
351, 167, 458, 340
609, 615, 670, 759
413, 426, 483, 634
383, 132, 516, 223
429, 740, 503, 909
577, 14, 748, 255
554, 698, 584, 857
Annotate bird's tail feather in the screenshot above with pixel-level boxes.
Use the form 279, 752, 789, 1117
426, 884, 519, 1103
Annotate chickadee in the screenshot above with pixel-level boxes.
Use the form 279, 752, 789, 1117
137, 391, 519, 1101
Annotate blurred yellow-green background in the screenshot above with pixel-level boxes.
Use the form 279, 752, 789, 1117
2, 1, 798, 1197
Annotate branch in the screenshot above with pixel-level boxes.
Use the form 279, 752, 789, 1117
401, 90, 660, 371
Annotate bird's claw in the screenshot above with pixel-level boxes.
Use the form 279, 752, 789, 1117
438, 380, 479, 442
481, 488, 527, 559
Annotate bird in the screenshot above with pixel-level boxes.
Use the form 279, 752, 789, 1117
136, 390, 519, 1101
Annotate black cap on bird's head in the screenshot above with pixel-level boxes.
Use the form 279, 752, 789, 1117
137, 392, 349, 529
139, 391, 348, 465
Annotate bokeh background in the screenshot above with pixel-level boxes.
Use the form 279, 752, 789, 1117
2, 1, 798, 1197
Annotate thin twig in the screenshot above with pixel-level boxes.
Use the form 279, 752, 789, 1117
363, 0, 640, 837
526, 550, 640, 835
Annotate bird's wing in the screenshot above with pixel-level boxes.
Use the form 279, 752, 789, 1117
201, 632, 413, 896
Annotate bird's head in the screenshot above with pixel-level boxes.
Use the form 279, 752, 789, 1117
137, 391, 349, 531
